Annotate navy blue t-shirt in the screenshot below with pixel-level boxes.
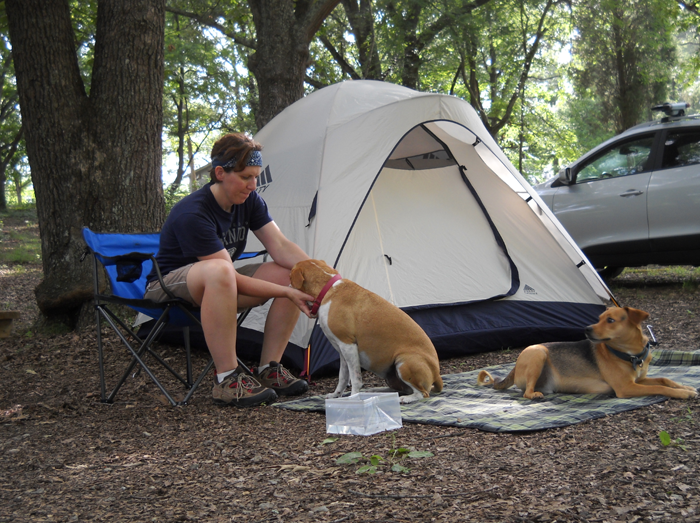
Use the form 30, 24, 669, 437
148, 183, 273, 282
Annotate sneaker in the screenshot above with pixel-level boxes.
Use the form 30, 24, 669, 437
255, 361, 309, 397
212, 368, 278, 407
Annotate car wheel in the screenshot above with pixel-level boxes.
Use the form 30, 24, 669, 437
597, 266, 625, 280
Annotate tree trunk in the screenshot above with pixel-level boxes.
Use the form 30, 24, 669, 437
397, 4, 422, 90
247, 3, 310, 130
342, 0, 383, 79
248, 0, 341, 130
6, 0, 166, 328
164, 1, 340, 130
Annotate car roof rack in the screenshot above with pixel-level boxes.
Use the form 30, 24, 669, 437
655, 114, 700, 124
650, 102, 700, 123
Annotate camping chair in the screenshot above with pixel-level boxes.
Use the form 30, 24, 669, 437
81, 227, 264, 406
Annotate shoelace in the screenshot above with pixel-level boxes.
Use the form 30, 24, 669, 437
266, 365, 295, 386
229, 374, 263, 398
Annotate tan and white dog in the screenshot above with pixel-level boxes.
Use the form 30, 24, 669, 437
290, 259, 443, 403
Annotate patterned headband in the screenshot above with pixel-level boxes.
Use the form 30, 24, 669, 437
212, 149, 263, 169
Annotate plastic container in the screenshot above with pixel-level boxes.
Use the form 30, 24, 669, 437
325, 392, 403, 436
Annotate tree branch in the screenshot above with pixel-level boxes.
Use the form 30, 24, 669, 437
415, 0, 493, 53
304, 74, 327, 89
318, 34, 360, 79
302, 0, 343, 43
165, 6, 256, 49
490, 0, 556, 135
0, 125, 24, 170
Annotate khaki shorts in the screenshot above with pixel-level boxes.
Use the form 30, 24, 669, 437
144, 262, 262, 306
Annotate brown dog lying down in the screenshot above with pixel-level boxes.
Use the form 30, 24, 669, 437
477, 306, 698, 400
290, 259, 443, 403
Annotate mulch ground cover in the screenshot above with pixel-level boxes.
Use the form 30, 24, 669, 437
1, 213, 700, 522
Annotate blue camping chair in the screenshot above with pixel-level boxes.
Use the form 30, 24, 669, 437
81, 227, 263, 406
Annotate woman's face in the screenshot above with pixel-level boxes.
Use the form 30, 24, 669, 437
214, 165, 261, 209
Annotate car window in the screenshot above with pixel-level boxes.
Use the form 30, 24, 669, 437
661, 130, 700, 168
575, 135, 655, 183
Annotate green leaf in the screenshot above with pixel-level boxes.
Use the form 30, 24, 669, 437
391, 464, 411, 473
321, 437, 339, 445
407, 451, 434, 459
356, 465, 378, 474
369, 455, 384, 466
336, 452, 363, 465
659, 430, 671, 447
391, 447, 411, 457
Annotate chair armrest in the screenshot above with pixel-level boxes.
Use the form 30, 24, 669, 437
147, 254, 179, 300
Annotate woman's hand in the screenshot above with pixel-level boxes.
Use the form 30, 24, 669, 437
286, 287, 316, 318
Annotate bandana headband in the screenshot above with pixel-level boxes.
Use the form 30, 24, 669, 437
212, 149, 263, 169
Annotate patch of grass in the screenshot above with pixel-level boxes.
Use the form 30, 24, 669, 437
681, 268, 700, 291
1, 243, 41, 264
0, 206, 41, 265
671, 406, 695, 424
684, 280, 699, 292
622, 266, 698, 279
613, 266, 700, 293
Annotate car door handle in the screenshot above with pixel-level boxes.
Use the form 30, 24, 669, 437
619, 190, 644, 197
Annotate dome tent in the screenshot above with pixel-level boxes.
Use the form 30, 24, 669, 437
236, 80, 613, 376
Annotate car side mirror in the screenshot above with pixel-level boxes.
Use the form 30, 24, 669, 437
558, 167, 573, 185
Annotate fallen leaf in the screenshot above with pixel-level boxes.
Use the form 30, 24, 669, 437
278, 465, 310, 473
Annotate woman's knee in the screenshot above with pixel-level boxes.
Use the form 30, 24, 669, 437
254, 262, 291, 285
209, 259, 238, 285
189, 259, 237, 294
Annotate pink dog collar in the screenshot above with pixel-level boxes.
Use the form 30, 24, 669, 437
310, 274, 342, 316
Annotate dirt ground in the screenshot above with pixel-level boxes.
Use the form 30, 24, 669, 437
1, 214, 700, 522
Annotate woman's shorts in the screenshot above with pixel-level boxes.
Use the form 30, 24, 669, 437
144, 262, 262, 305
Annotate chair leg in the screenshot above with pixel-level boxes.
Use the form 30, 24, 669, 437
235, 308, 253, 375
95, 303, 259, 406
183, 326, 193, 386
95, 306, 107, 403
180, 357, 215, 405
103, 307, 194, 389
100, 308, 180, 406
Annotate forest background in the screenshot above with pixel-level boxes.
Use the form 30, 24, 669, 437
2, 0, 700, 330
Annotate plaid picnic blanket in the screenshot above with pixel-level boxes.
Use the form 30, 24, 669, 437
274, 350, 700, 433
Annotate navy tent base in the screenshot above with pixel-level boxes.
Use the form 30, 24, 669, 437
139, 300, 605, 378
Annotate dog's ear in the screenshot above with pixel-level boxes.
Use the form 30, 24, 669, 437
624, 307, 649, 325
290, 266, 304, 290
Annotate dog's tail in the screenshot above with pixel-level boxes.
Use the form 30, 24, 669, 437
476, 370, 495, 387
477, 368, 515, 391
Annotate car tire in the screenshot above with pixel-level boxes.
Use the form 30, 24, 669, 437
597, 266, 625, 280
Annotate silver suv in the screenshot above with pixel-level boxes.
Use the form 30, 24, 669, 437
535, 105, 700, 279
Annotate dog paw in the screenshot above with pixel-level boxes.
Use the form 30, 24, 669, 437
524, 391, 544, 400
325, 392, 342, 399
399, 393, 425, 404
